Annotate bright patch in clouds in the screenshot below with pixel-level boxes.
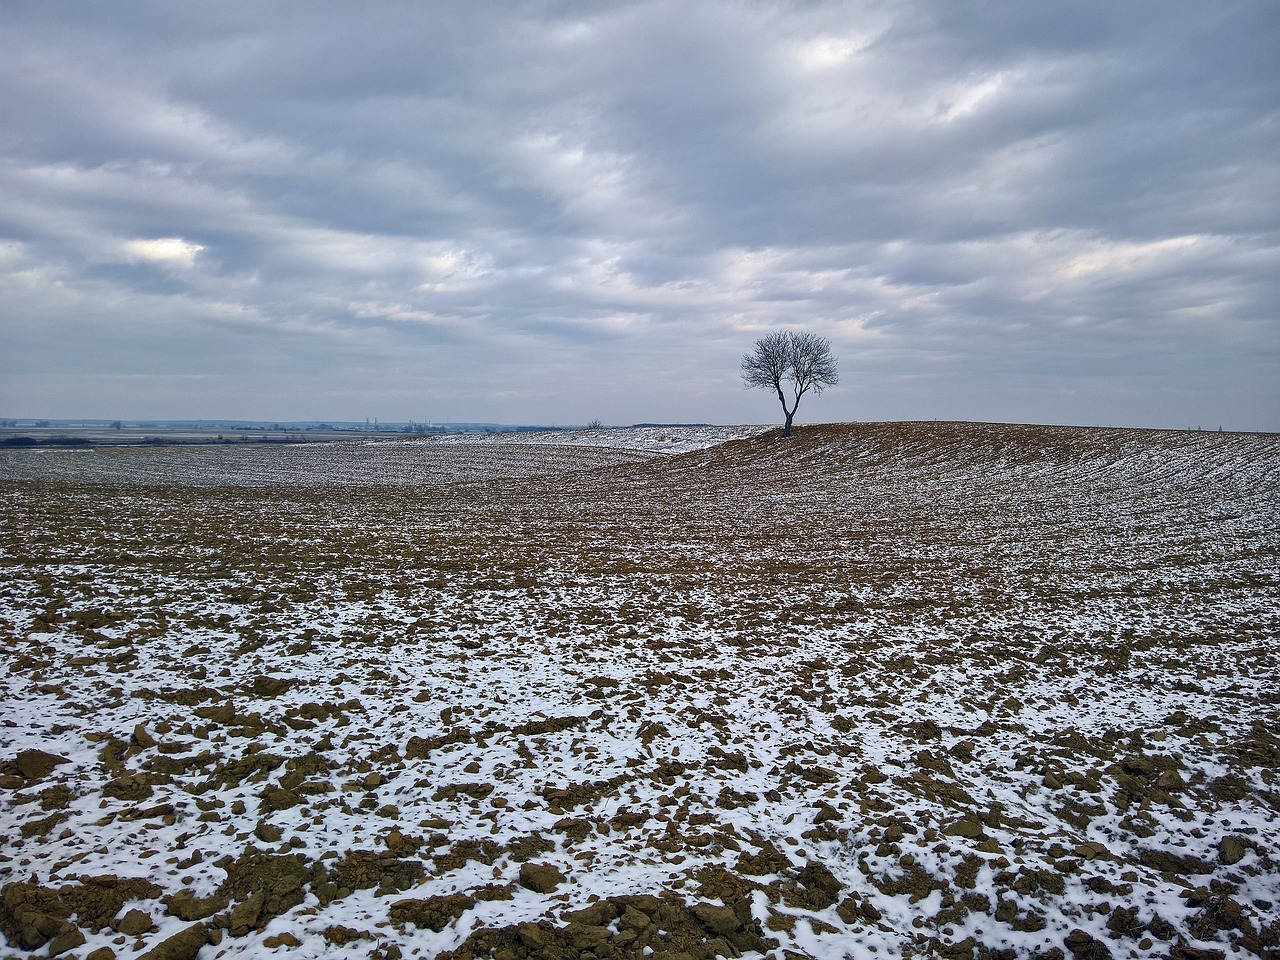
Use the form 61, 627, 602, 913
792, 34, 873, 71
123, 237, 203, 268
1060, 235, 1204, 281
934, 71, 1012, 124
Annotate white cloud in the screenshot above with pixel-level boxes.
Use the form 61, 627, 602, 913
790, 32, 879, 72
1058, 235, 1204, 281
122, 237, 204, 267
931, 71, 1014, 124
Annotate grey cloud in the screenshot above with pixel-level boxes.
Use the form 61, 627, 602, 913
0, 0, 1275, 428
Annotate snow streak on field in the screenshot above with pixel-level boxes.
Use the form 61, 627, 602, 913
419, 425, 770, 456
1, 422, 1278, 960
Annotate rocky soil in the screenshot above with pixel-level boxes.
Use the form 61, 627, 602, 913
1, 422, 1277, 960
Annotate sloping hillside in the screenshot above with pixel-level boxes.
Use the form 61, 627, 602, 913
1, 422, 1277, 960
643, 420, 1280, 489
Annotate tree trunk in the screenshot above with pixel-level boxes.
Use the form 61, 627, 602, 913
783, 411, 794, 437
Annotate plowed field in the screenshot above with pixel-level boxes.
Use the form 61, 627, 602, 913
2, 422, 1277, 960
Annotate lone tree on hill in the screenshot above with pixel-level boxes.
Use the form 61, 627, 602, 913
741, 330, 839, 437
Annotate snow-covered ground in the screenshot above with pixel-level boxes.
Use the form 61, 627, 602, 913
1, 422, 1277, 960
419, 424, 770, 455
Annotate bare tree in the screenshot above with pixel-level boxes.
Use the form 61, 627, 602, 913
741, 331, 839, 437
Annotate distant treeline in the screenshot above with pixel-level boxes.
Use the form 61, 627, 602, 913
0, 435, 327, 448
1, 436, 92, 447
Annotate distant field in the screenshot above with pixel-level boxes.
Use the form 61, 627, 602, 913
0, 424, 400, 447
0, 426, 766, 486
1, 422, 1277, 960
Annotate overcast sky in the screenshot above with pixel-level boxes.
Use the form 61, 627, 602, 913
2, 1, 1277, 429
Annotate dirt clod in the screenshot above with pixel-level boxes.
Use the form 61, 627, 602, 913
518, 862, 565, 894
14, 749, 70, 781
136, 923, 208, 960
389, 893, 476, 931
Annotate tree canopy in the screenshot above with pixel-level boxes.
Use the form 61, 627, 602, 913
741, 331, 839, 436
